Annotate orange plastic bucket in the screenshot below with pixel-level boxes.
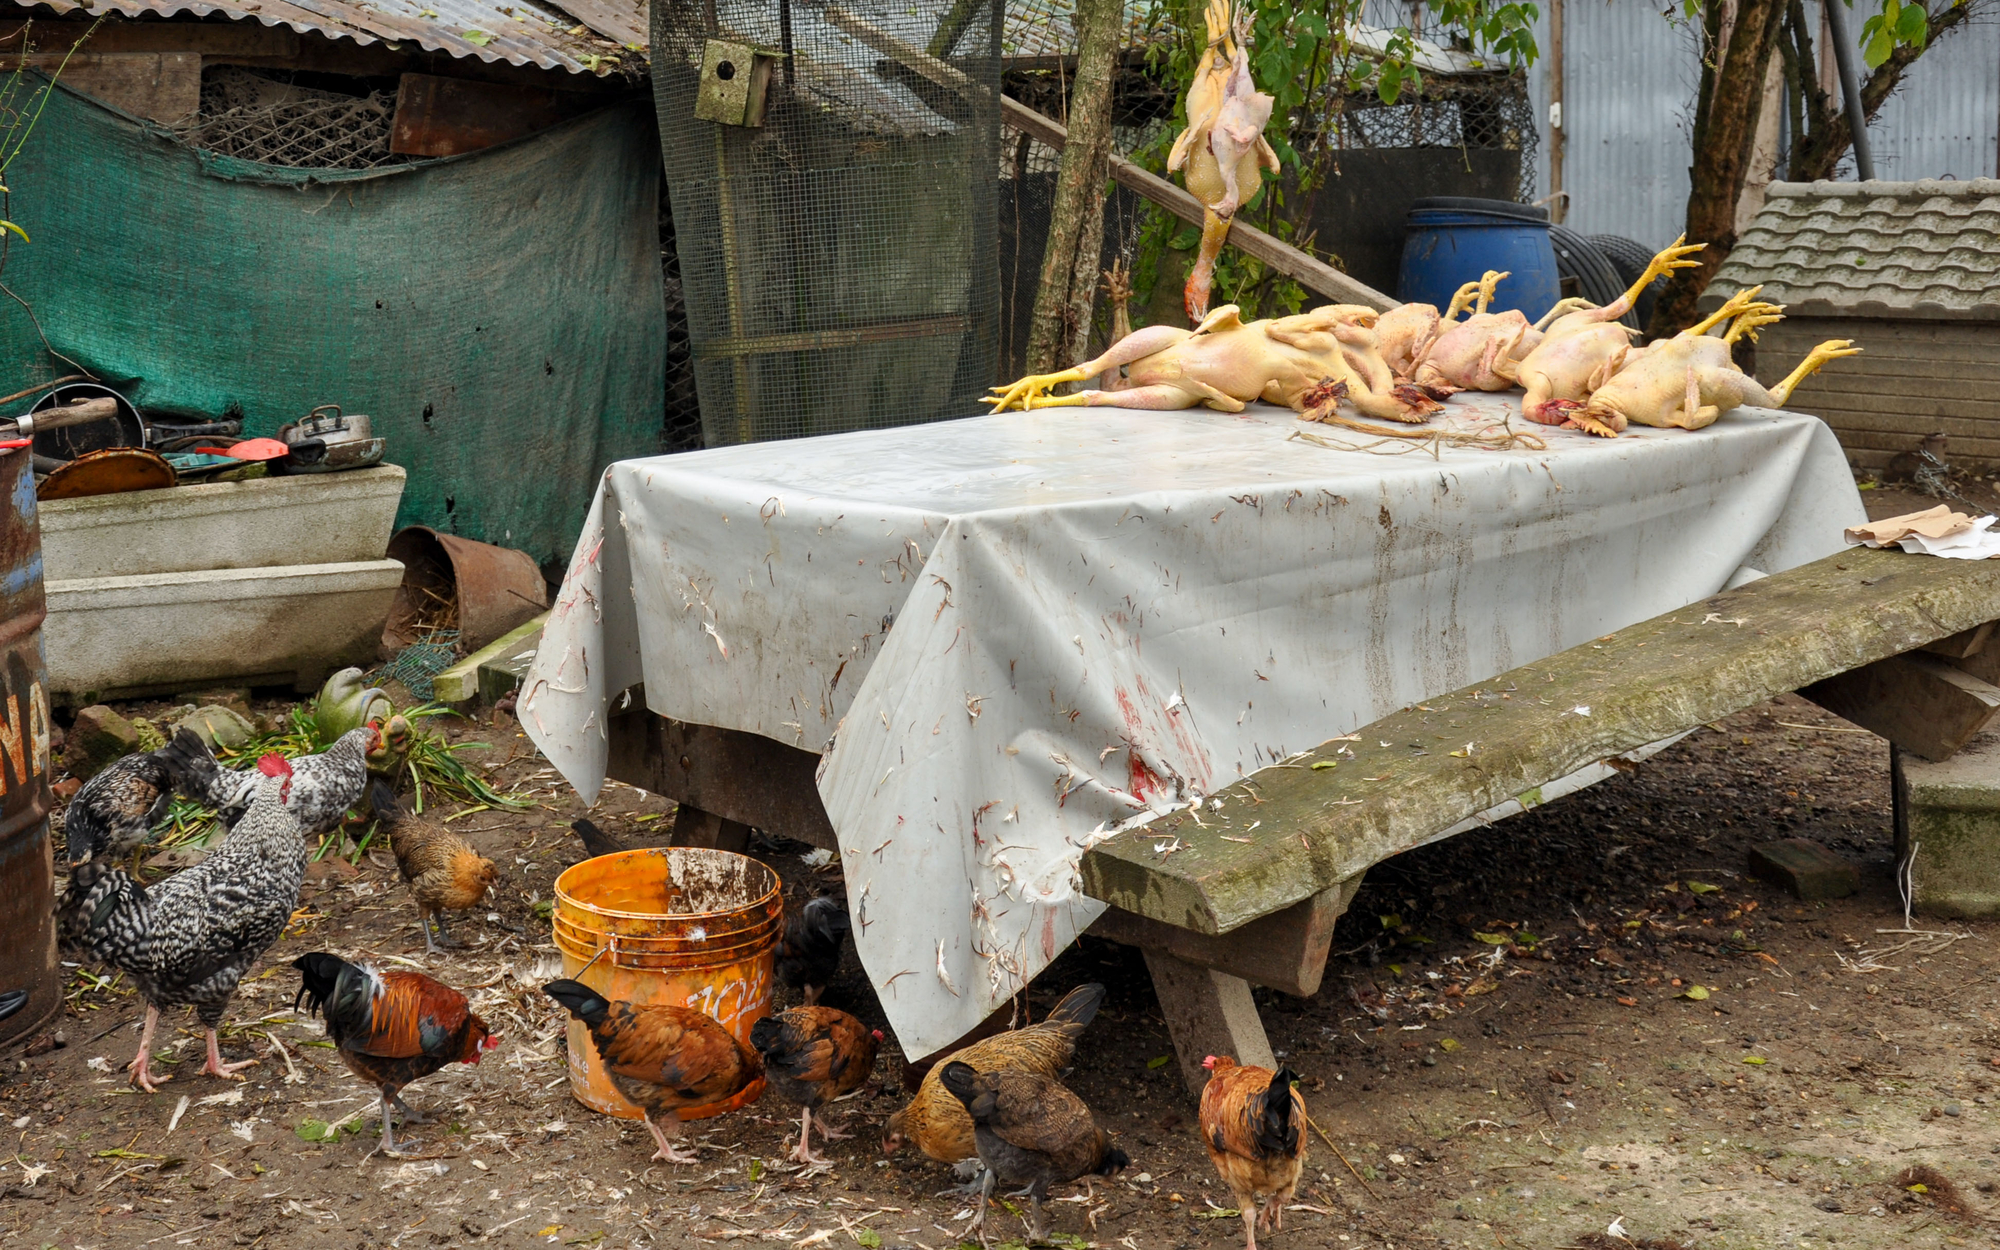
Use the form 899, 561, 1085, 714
551, 847, 780, 1119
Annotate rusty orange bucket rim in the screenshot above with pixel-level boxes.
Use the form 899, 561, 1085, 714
554, 846, 782, 925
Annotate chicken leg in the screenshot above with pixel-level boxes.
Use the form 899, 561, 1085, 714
1539, 236, 1707, 342
128, 1004, 169, 1093
1766, 340, 1863, 407
200, 1028, 259, 1081
643, 1111, 700, 1165
987, 324, 1192, 411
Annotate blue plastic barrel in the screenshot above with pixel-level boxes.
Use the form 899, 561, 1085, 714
1397, 197, 1561, 322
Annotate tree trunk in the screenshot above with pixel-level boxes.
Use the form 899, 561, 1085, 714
1650, 0, 1787, 337
1024, 0, 1123, 377
1783, 0, 1980, 182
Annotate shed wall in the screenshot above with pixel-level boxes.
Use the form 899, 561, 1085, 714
1752, 316, 2000, 471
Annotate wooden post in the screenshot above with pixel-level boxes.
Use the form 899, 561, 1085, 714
1547, 0, 1565, 225
1023, 0, 1123, 377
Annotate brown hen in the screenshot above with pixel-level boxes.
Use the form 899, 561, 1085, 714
938, 1061, 1128, 1247
882, 982, 1104, 1164
372, 780, 498, 954
543, 979, 762, 1164
750, 1005, 881, 1163
1199, 1055, 1306, 1250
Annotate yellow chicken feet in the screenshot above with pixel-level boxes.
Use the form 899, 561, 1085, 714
1440, 279, 1484, 325
1623, 235, 1707, 307
1474, 270, 1508, 315
1682, 286, 1769, 338
986, 367, 1091, 412
1767, 340, 1862, 407
1723, 307, 1786, 345
1532, 297, 1597, 332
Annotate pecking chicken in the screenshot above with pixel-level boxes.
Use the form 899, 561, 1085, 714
292, 952, 498, 1154
61, 742, 181, 867
883, 981, 1105, 1163
57, 756, 308, 1092
1199, 1056, 1307, 1250
543, 978, 763, 1163
938, 1061, 1128, 1247
569, 817, 628, 862
776, 895, 850, 1005
750, 1005, 882, 1164
370, 780, 498, 954
163, 720, 380, 837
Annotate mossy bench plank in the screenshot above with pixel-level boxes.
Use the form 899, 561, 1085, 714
1080, 547, 2000, 936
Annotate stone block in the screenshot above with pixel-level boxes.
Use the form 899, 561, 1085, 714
1893, 735, 2000, 917
172, 705, 257, 750
174, 687, 253, 721
62, 705, 139, 780
1747, 838, 1861, 900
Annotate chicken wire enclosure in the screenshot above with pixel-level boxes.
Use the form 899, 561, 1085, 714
1317, 75, 1539, 200
652, 0, 1002, 447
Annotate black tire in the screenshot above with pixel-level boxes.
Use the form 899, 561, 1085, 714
1548, 225, 1635, 330
1588, 233, 1670, 333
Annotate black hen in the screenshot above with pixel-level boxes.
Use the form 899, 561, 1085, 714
776, 895, 849, 1004
62, 746, 179, 866
570, 817, 627, 861
938, 1061, 1128, 1246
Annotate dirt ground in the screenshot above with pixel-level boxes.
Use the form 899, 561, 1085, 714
6, 479, 2000, 1250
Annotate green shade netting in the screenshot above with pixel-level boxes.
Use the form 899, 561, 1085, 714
0, 82, 666, 567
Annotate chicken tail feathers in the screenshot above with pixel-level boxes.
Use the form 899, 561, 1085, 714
291, 951, 353, 1016
1254, 1066, 1304, 1158
1096, 1143, 1132, 1176
55, 857, 146, 956
1041, 982, 1108, 1039
542, 978, 611, 1026
937, 1060, 981, 1111
570, 818, 626, 861
367, 777, 404, 824
156, 728, 231, 805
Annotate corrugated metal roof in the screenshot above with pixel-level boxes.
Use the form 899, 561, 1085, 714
37, 0, 646, 75
1707, 179, 2000, 321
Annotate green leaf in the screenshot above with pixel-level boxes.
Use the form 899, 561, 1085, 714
1894, 2, 1928, 44
295, 1119, 334, 1142
747, 1157, 764, 1183
1311, 760, 1337, 771
1379, 913, 1404, 930
1680, 984, 1711, 1001
1147, 1055, 1171, 1070
1473, 932, 1508, 945
462, 28, 493, 45
856, 1230, 882, 1249
1387, 963, 1403, 977
1743, 1056, 1768, 1065
1515, 931, 1540, 948
1439, 1038, 1462, 1052
1863, 23, 1896, 68
0, 220, 28, 243
1685, 881, 1720, 894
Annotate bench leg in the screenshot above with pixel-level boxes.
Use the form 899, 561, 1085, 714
670, 804, 752, 854
1142, 948, 1276, 1098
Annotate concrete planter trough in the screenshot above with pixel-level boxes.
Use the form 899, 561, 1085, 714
38, 465, 405, 579
44, 561, 407, 703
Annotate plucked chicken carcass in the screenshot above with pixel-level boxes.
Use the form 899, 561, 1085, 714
1518, 286, 1781, 431
1168, 0, 1279, 322
750, 1005, 881, 1164
164, 720, 380, 836
883, 982, 1105, 1164
1579, 321, 1858, 436
987, 304, 1438, 422
775, 895, 850, 1005
57, 756, 307, 1092
543, 978, 762, 1163
371, 780, 498, 954
1200, 1056, 1307, 1250
292, 952, 498, 1154
61, 743, 181, 867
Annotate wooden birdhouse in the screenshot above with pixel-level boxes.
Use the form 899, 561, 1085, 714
694, 39, 778, 128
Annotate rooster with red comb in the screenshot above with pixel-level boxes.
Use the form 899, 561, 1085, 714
59, 754, 311, 1091
161, 716, 382, 837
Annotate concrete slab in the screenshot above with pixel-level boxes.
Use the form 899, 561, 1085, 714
38, 465, 405, 579
1893, 734, 2000, 917
433, 614, 544, 704
45, 560, 405, 704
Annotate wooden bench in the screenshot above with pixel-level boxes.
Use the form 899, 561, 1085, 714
602, 546, 2000, 1092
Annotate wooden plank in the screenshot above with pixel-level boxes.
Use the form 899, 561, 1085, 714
0, 21, 297, 56
1080, 547, 2000, 935
1922, 622, 1995, 660
390, 73, 596, 157
604, 702, 838, 850
818, 3, 1391, 312
1800, 653, 2000, 762
9, 53, 201, 123
1086, 876, 1361, 996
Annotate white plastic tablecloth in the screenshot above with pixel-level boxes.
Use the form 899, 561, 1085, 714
522, 398, 1863, 1056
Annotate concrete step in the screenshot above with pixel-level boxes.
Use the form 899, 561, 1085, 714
434, 613, 544, 705
1894, 732, 2000, 917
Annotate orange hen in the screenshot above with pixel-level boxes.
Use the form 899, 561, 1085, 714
372, 780, 498, 954
1199, 1055, 1306, 1250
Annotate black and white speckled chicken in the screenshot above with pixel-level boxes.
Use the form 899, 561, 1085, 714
161, 722, 379, 836
62, 745, 181, 867
58, 755, 309, 1092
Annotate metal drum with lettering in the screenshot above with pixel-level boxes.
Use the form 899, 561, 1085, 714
0, 439, 55, 1047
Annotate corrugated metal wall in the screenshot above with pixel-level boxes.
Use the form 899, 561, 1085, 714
1525, 0, 2000, 250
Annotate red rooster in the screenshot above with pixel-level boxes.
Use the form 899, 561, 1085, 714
1199, 1056, 1306, 1250
292, 953, 498, 1154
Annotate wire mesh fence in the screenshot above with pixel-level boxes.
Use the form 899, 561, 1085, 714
652, 0, 1002, 448
170, 67, 399, 171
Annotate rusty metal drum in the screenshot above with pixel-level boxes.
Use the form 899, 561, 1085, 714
0, 440, 56, 1046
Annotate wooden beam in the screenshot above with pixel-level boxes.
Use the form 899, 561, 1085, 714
604, 701, 837, 849
1087, 877, 1361, 997
1922, 620, 1995, 659
1800, 652, 2000, 762
820, 3, 1392, 311
1081, 547, 2000, 935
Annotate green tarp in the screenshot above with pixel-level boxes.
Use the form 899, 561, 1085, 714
0, 82, 666, 567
